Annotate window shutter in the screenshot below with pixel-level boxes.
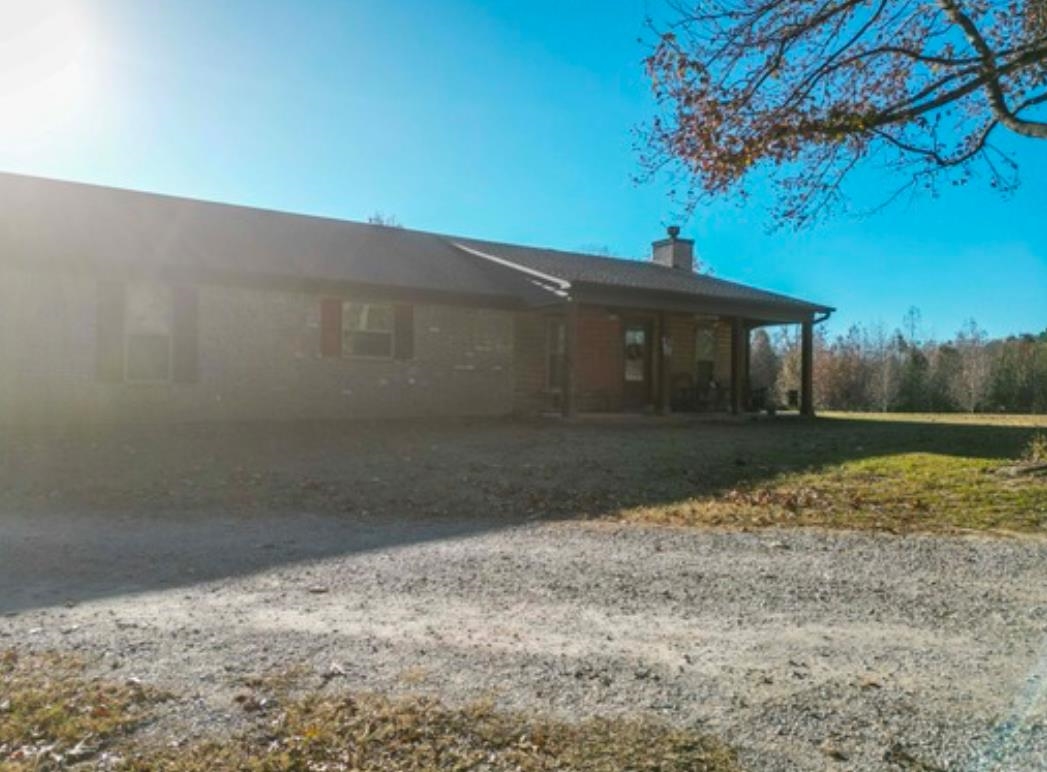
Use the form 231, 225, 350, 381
320, 298, 343, 356
95, 281, 126, 382
394, 304, 414, 360
172, 285, 199, 383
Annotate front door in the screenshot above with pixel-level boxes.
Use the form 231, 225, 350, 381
622, 320, 653, 409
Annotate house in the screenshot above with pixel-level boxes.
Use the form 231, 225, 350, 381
0, 173, 832, 424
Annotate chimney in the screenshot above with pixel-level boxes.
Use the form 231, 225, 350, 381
652, 225, 694, 272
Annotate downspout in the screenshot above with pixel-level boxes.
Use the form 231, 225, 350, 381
813, 310, 833, 325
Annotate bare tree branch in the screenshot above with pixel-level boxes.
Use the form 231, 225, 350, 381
640, 0, 1047, 226
937, 0, 1047, 138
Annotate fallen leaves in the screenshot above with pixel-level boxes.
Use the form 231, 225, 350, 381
721, 485, 827, 512
0, 651, 743, 771
144, 692, 740, 772
0, 650, 164, 769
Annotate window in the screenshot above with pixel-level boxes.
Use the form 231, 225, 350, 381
546, 317, 566, 390
125, 283, 172, 382
342, 302, 394, 358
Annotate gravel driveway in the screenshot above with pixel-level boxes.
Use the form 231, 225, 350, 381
2, 508, 1046, 770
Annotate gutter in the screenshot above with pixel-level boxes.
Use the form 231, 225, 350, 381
570, 280, 831, 324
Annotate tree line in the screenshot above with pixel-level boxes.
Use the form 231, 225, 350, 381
751, 309, 1047, 414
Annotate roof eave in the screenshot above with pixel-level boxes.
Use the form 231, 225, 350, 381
569, 281, 832, 323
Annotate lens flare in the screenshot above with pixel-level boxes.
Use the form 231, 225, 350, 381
0, 2, 97, 144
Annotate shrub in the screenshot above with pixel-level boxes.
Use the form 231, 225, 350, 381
1023, 432, 1047, 463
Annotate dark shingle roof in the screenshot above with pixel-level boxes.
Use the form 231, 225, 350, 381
453, 237, 832, 314
0, 173, 550, 305
0, 173, 831, 316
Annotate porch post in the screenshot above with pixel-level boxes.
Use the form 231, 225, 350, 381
655, 311, 670, 415
561, 301, 579, 418
800, 318, 814, 417
730, 317, 747, 414
744, 324, 751, 398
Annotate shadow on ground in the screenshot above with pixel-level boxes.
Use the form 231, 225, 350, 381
0, 414, 1042, 614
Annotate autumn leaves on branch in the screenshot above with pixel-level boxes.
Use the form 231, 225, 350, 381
641, 0, 1047, 226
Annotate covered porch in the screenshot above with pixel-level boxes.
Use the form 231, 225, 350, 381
518, 292, 823, 418
506, 228, 832, 418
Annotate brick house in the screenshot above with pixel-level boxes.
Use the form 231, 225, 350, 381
0, 173, 832, 424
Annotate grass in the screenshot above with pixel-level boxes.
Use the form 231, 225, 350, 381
621, 412, 1047, 535
817, 412, 1047, 427
0, 650, 163, 769
2, 411, 1045, 537
128, 695, 739, 772
0, 651, 740, 772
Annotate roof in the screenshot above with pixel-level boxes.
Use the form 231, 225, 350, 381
0, 173, 551, 306
454, 237, 832, 315
0, 172, 831, 317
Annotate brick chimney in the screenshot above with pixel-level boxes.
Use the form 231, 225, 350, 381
652, 225, 694, 272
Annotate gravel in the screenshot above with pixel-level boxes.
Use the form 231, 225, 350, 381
2, 510, 1046, 770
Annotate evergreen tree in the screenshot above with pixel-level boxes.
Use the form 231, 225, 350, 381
749, 329, 779, 395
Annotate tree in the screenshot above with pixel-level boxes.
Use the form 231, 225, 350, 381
643, 1, 1047, 226
366, 212, 403, 227
896, 338, 930, 410
949, 318, 995, 412
773, 326, 802, 406
749, 328, 780, 395
991, 335, 1039, 410
819, 324, 871, 409
576, 243, 615, 257
866, 322, 902, 411
770, 316, 1045, 414
928, 343, 962, 411
902, 306, 924, 347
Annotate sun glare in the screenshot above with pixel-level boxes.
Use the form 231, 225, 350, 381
0, 2, 97, 143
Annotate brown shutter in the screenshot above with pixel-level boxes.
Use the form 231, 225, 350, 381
394, 304, 414, 360
172, 285, 199, 383
95, 281, 126, 382
320, 298, 343, 356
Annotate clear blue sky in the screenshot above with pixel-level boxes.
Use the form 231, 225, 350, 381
2, 0, 1044, 339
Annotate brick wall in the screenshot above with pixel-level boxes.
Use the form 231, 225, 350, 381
666, 314, 695, 380
511, 308, 740, 414
575, 308, 623, 412
512, 307, 624, 414
512, 311, 551, 413
0, 267, 517, 424
714, 321, 733, 386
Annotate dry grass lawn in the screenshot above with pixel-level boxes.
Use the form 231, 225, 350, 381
622, 412, 1047, 534
0, 650, 739, 772
2, 412, 1045, 537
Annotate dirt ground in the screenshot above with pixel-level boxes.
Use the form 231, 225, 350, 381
2, 417, 1046, 770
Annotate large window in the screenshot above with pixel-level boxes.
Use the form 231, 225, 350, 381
125, 283, 173, 382
546, 317, 566, 390
342, 302, 394, 358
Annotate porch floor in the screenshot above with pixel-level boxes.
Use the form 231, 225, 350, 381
536, 410, 805, 425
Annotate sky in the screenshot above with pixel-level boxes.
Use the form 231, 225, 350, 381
0, 0, 1044, 340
